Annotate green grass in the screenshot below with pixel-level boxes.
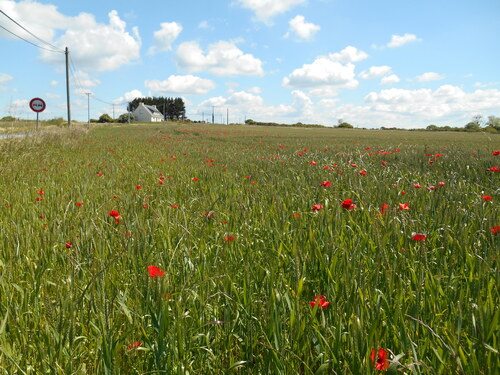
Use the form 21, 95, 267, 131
0, 123, 498, 374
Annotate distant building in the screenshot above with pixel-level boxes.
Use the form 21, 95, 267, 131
132, 103, 164, 122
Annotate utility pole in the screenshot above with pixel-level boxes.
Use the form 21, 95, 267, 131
65, 47, 71, 127
112, 104, 115, 120
212, 106, 214, 124
226, 108, 229, 125
202, 112, 204, 123
86, 92, 90, 129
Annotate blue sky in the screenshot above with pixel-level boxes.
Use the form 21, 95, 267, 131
0, 0, 499, 128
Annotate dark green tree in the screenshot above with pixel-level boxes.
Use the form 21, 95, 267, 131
98, 114, 113, 123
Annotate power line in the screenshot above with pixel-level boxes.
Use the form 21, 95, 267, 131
0, 10, 63, 53
0, 23, 62, 53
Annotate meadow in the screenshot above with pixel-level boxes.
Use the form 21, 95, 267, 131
0, 123, 498, 374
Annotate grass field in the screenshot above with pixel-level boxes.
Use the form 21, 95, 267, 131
0, 123, 498, 374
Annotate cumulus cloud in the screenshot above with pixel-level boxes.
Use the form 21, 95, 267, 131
0, 73, 13, 84
359, 66, 392, 79
0, 1, 142, 71
175, 41, 264, 76
285, 15, 320, 40
148, 22, 182, 55
50, 80, 59, 86
416, 72, 445, 82
282, 46, 367, 96
72, 71, 100, 87
236, 0, 306, 23
380, 74, 400, 85
145, 75, 216, 95
387, 33, 420, 48
113, 89, 144, 105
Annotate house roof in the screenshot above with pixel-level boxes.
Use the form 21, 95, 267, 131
134, 103, 163, 117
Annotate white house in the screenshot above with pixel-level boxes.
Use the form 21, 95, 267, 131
132, 103, 164, 122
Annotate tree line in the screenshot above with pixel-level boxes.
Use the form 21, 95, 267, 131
127, 97, 186, 120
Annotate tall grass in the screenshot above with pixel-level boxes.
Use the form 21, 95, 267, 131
0, 124, 498, 374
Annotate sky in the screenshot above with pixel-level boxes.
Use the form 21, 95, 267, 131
0, 0, 499, 128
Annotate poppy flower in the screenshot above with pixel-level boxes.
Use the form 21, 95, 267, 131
136, 185, 142, 190
65, 242, 72, 248
413, 233, 427, 241
192, 178, 198, 182
482, 195, 493, 201
381, 203, 389, 215
493, 151, 500, 156
109, 210, 121, 224
487, 166, 500, 172
37, 190, 44, 195
381, 161, 388, 166
158, 180, 164, 185
320, 181, 331, 187
438, 181, 445, 187
398, 203, 410, 210
370, 348, 390, 371
413, 184, 421, 188
341, 199, 357, 210
148, 265, 165, 278
491, 226, 500, 235
224, 236, 235, 242
293, 212, 301, 218
309, 295, 330, 310
36, 197, 43, 202
359, 169, 367, 176
76, 202, 83, 207
427, 186, 436, 191
310, 161, 317, 166
312, 204, 324, 211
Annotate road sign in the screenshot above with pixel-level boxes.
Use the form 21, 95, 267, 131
29, 98, 46, 113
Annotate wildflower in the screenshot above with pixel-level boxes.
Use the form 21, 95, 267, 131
293, 212, 301, 218
370, 348, 390, 371
359, 169, 367, 176
438, 181, 445, 187
310, 161, 317, 166
427, 186, 436, 191
37, 190, 44, 195
320, 181, 331, 187
309, 295, 330, 310
127, 341, 141, 350
491, 226, 500, 235
76, 202, 83, 207
192, 178, 198, 182
413, 233, 427, 241
65, 242, 72, 248
158, 180, 164, 185
341, 199, 357, 210
36, 197, 43, 202
493, 151, 500, 156
224, 236, 235, 242
487, 166, 499, 172
312, 204, 324, 211
148, 265, 165, 278
170, 204, 179, 209
381, 203, 389, 215
297, 152, 303, 156
398, 203, 410, 210
381, 161, 388, 166
482, 195, 493, 201
413, 184, 421, 188
136, 185, 142, 190
109, 210, 121, 224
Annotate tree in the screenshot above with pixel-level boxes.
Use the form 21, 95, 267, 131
128, 96, 186, 120
486, 115, 500, 130
117, 113, 133, 123
337, 122, 354, 128
98, 114, 113, 123
426, 124, 438, 131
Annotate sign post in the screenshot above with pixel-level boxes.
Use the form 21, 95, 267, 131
29, 98, 46, 131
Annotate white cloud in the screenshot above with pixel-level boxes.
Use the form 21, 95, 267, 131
145, 75, 216, 95
387, 33, 420, 48
72, 71, 100, 87
0, 1, 142, 72
416, 72, 445, 82
359, 66, 392, 79
329, 46, 369, 63
286, 15, 320, 40
0, 73, 13, 84
175, 41, 264, 76
236, 0, 306, 23
50, 80, 59, 86
198, 20, 213, 30
282, 46, 367, 96
148, 22, 182, 55
113, 89, 144, 105
247, 86, 262, 94
380, 74, 400, 85
45, 93, 61, 99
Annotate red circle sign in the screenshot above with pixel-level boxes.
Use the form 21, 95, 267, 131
30, 98, 46, 113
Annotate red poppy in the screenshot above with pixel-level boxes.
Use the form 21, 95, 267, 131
493, 151, 500, 156
438, 181, 445, 187
482, 195, 493, 201
297, 152, 303, 156
312, 204, 324, 211
491, 226, 500, 235
65, 242, 72, 248
427, 186, 436, 191
224, 236, 235, 242
293, 212, 301, 218
37, 190, 44, 195
398, 203, 410, 210
310, 161, 317, 166
381, 203, 389, 215
413, 233, 427, 241
170, 204, 179, 209
370, 348, 390, 371
36, 197, 43, 202
341, 199, 357, 210
309, 295, 330, 310
158, 180, 164, 185
487, 166, 500, 172
109, 210, 121, 223
359, 169, 367, 176
381, 161, 388, 166
148, 265, 165, 278
136, 185, 142, 190
76, 202, 83, 207
192, 178, 198, 182
413, 184, 421, 188
320, 181, 331, 187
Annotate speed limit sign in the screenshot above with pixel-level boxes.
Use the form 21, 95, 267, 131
29, 98, 46, 113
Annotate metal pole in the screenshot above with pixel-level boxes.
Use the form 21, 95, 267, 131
65, 47, 71, 127
86, 92, 90, 129
212, 106, 214, 124
227, 108, 229, 125
36, 112, 39, 131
